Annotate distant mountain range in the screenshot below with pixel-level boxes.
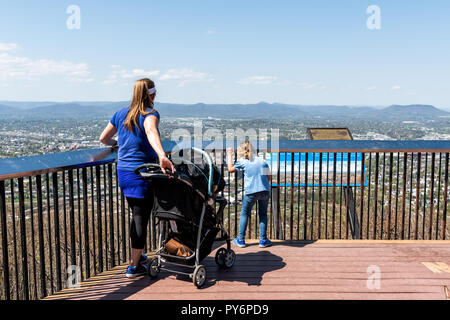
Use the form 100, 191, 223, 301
0, 101, 448, 121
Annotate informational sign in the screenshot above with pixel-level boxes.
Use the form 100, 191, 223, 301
265, 152, 367, 187
307, 128, 353, 140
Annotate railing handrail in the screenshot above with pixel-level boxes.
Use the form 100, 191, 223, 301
0, 148, 118, 180
1, 140, 449, 180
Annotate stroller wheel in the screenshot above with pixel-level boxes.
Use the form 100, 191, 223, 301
224, 249, 236, 268
215, 248, 227, 268
148, 257, 160, 279
193, 265, 206, 288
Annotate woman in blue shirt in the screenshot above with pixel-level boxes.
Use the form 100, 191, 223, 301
227, 142, 273, 248
99, 78, 174, 277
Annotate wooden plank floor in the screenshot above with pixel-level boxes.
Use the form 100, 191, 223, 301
45, 240, 450, 300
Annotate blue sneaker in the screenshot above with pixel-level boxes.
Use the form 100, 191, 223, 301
126, 264, 147, 278
259, 238, 272, 248
233, 237, 246, 248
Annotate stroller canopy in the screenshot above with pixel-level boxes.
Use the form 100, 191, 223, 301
170, 148, 225, 197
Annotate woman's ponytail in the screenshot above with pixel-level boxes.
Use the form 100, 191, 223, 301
124, 78, 155, 132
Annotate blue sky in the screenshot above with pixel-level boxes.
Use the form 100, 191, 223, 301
0, 0, 449, 109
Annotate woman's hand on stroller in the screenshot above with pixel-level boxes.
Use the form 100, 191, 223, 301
159, 156, 175, 176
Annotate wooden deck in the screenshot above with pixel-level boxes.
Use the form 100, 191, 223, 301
45, 240, 450, 300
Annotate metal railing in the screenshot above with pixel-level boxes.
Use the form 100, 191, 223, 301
0, 140, 449, 300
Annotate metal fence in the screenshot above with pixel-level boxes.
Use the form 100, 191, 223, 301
0, 140, 449, 300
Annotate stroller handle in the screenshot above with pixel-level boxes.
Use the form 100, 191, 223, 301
191, 147, 214, 196
134, 163, 176, 178
134, 163, 162, 175
135, 149, 214, 196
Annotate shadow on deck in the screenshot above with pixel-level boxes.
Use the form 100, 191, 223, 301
44, 240, 450, 300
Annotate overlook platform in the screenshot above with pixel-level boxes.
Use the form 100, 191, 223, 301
1, 140, 449, 300
44, 240, 450, 300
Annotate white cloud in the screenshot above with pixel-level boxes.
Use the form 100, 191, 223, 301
102, 66, 160, 85
0, 52, 93, 82
121, 69, 160, 79
366, 85, 377, 91
206, 30, 215, 35
237, 76, 277, 85
275, 80, 292, 86
101, 79, 117, 85
159, 68, 213, 87
159, 68, 210, 81
391, 85, 401, 91
299, 82, 327, 90
0, 43, 19, 51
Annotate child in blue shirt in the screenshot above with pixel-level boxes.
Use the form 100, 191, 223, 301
227, 142, 272, 248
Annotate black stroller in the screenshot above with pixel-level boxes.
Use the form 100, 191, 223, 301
134, 147, 236, 288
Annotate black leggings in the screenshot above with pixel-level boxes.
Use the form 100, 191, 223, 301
126, 196, 154, 250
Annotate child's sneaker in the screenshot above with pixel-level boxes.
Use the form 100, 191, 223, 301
232, 237, 246, 248
126, 264, 147, 278
259, 238, 272, 248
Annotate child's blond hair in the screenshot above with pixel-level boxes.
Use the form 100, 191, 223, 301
237, 141, 256, 161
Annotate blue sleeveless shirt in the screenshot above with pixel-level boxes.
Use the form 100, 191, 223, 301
110, 106, 160, 198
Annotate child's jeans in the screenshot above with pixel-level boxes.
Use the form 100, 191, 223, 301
238, 190, 270, 241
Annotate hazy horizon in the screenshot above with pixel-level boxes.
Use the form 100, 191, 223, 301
1, 100, 449, 112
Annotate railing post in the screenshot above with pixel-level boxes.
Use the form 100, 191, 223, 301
345, 187, 359, 240
28, 177, 38, 299
429, 153, 435, 240
68, 170, 77, 267
346, 153, 351, 239
121, 190, 126, 263
89, 168, 97, 275
108, 164, 115, 268
331, 153, 337, 239
290, 152, 295, 240
35, 175, 46, 299
45, 174, 54, 294
318, 153, 323, 239
387, 152, 393, 239
271, 185, 281, 240
401, 153, 408, 240
442, 153, 449, 240
0, 180, 10, 300
345, 153, 360, 240
52, 172, 62, 291
374, 153, 379, 238
304, 152, 309, 240
276, 152, 282, 240
234, 166, 238, 238
102, 165, 108, 268
82, 168, 91, 279
75, 169, 83, 281
415, 153, 422, 240
95, 166, 103, 273
311, 153, 315, 240
359, 153, 365, 239
18, 178, 29, 300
